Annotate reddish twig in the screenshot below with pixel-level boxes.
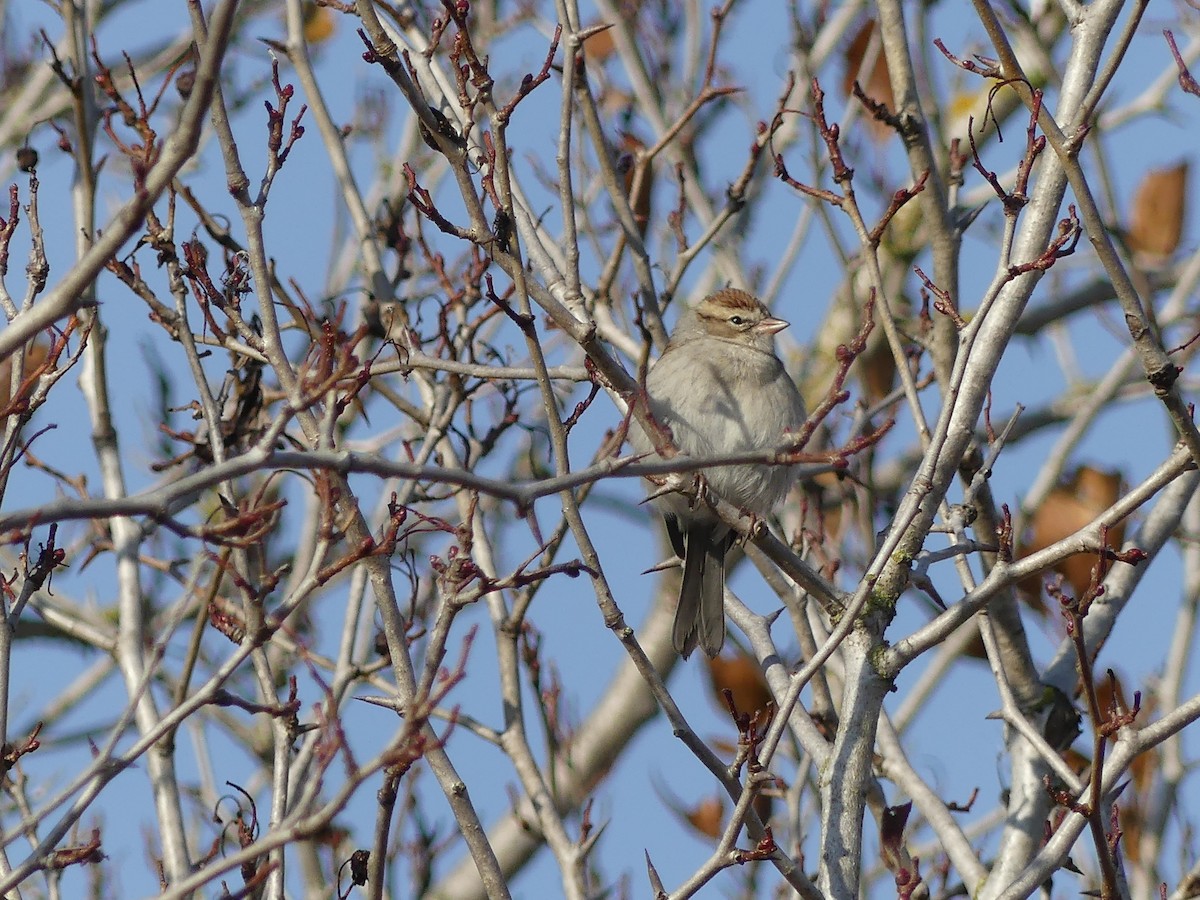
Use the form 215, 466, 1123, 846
868, 170, 929, 245
496, 24, 560, 124
1007, 206, 1081, 279
1165, 30, 1200, 98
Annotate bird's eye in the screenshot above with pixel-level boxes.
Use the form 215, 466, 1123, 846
729, 315, 744, 325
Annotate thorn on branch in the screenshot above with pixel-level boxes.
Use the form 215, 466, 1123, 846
909, 570, 947, 610
645, 850, 667, 897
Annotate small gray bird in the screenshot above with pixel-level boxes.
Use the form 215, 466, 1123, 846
630, 289, 807, 658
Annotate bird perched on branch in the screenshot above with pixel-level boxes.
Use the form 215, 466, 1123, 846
631, 289, 806, 658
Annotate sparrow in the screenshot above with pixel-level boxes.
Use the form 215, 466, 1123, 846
630, 289, 806, 658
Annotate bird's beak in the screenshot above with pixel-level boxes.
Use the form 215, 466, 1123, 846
756, 316, 789, 335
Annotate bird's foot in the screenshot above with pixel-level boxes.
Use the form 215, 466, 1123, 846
739, 511, 768, 543
689, 473, 713, 511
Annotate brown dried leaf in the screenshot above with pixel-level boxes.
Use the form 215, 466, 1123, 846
1127, 161, 1188, 262
859, 333, 897, 404
804, 472, 848, 546
584, 31, 614, 64
843, 20, 894, 143
619, 133, 652, 238
302, 3, 336, 44
0, 341, 50, 415
706, 651, 773, 728
708, 736, 738, 757
1017, 465, 1126, 602
684, 795, 724, 839
753, 792, 773, 828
